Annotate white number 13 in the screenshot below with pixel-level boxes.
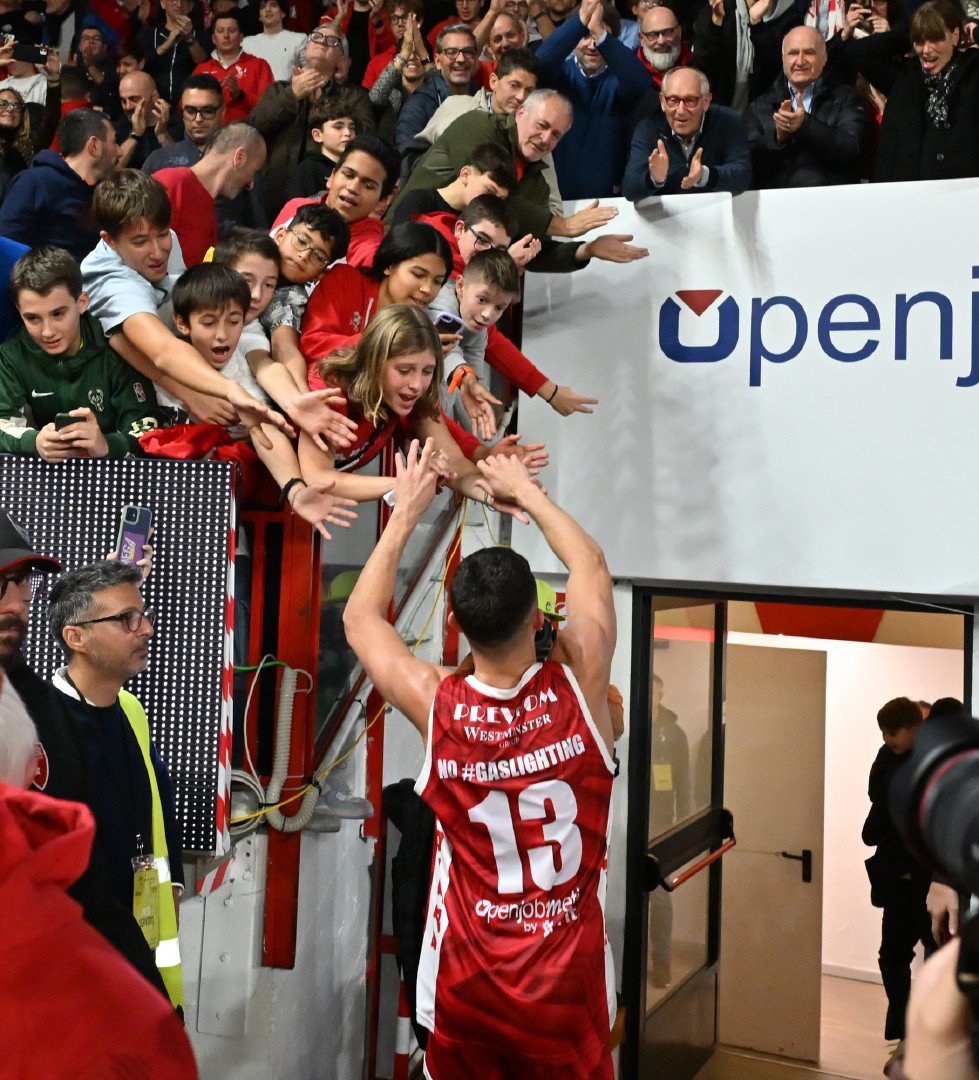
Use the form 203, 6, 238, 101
468, 780, 583, 895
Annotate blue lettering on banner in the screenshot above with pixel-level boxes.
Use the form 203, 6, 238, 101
657, 270, 979, 387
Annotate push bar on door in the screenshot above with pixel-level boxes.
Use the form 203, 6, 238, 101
646, 809, 736, 893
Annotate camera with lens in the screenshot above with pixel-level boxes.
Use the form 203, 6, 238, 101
889, 710, 979, 1063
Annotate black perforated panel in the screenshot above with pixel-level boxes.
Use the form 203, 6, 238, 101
0, 456, 235, 854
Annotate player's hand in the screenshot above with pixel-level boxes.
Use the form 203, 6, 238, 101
475, 453, 538, 522
460, 374, 501, 441
56, 407, 110, 457
290, 480, 358, 539
225, 382, 296, 448
287, 387, 359, 453
392, 438, 441, 521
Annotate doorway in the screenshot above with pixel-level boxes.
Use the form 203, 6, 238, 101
621, 590, 971, 1080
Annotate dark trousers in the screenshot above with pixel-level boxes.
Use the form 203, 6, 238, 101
878, 880, 936, 1040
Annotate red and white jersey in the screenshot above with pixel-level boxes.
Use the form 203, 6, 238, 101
415, 660, 616, 1072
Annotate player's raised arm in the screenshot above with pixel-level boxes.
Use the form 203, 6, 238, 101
343, 439, 451, 738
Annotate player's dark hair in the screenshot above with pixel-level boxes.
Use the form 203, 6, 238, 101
877, 696, 923, 735
449, 547, 537, 649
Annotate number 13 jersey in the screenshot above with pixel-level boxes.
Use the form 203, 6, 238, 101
415, 660, 616, 1073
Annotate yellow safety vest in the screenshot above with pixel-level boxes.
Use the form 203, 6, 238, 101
119, 689, 184, 1011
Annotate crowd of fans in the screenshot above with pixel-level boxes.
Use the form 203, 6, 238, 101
0, 0, 967, 530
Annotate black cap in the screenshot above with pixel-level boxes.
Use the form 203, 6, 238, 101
0, 510, 61, 575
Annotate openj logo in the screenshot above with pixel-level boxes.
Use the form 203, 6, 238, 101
658, 275, 977, 388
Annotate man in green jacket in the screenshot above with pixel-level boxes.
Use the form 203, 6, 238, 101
388, 88, 649, 272
0, 246, 160, 460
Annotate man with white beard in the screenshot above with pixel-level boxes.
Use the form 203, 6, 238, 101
636, 3, 692, 86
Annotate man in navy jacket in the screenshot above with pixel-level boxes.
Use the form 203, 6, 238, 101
534, 0, 650, 198
622, 65, 751, 199
0, 109, 119, 263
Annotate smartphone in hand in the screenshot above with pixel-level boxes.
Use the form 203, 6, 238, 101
116, 506, 153, 565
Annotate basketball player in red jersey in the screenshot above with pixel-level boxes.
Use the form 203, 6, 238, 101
344, 438, 617, 1080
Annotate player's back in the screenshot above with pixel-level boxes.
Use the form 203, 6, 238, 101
415, 660, 616, 1072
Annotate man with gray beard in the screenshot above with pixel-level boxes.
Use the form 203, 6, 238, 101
636, 3, 692, 87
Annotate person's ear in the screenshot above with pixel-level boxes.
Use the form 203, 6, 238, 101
532, 608, 545, 631
77, 291, 90, 315
311, 126, 324, 144
453, 218, 465, 239
447, 609, 461, 633
459, 164, 472, 184
455, 276, 464, 301
172, 313, 191, 337
62, 625, 87, 653
99, 229, 118, 251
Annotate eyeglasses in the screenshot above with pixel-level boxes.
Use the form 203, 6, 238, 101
309, 30, 342, 47
79, 32, 104, 41
467, 224, 510, 252
389, 12, 410, 22
0, 570, 41, 601
637, 0, 667, 8
440, 45, 478, 58
75, 607, 156, 633
287, 227, 331, 267
662, 94, 702, 108
641, 25, 678, 39
183, 104, 220, 118
0, 101, 24, 113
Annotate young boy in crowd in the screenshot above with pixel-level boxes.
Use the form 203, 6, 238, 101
80, 169, 291, 440
262, 203, 350, 399
862, 696, 937, 1074
163, 262, 357, 537
0, 246, 160, 460
272, 133, 401, 269
428, 248, 521, 442
213, 227, 358, 454
285, 99, 359, 202
388, 141, 517, 226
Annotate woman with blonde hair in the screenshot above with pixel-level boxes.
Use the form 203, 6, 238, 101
299, 303, 535, 512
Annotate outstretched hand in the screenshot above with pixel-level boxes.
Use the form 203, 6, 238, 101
460, 375, 501, 441
482, 433, 549, 475
475, 453, 539, 523
393, 438, 441, 521
558, 199, 619, 238
291, 481, 358, 539
288, 387, 359, 453
226, 382, 296, 448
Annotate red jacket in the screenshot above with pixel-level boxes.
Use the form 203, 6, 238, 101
319, 6, 395, 56
0, 781, 198, 1079
192, 51, 274, 122
413, 211, 548, 397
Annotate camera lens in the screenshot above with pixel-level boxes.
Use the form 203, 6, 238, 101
889, 713, 979, 895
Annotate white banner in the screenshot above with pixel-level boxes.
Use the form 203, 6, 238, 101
516, 179, 979, 598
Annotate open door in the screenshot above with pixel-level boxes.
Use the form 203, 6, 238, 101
718, 644, 827, 1061
622, 595, 731, 1080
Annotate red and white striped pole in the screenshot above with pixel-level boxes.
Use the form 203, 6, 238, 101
393, 976, 411, 1080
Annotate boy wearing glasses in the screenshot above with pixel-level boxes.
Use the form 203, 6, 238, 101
48, 560, 187, 1012
0, 246, 161, 461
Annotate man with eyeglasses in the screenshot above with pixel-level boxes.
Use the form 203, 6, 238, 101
250, 25, 374, 221
636, 3, 692, 85
0, 511, 171, 1004
142, 73, 225, 173
535, 0, 649, 199
394, 24, 481, 154
49, 559, 186, 1012
622, 64, 751, 197
71, 24, 119, 114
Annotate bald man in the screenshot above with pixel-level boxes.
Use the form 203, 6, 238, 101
116, 71, 179, 170
744, 24, 870, 187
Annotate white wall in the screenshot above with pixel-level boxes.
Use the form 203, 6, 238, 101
728, 631, 963, 981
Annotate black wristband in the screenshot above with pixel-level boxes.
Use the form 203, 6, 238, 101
279, 476, 306, 505
546, 384, 559, 403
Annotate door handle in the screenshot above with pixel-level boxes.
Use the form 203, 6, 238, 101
780, 849, 812, 883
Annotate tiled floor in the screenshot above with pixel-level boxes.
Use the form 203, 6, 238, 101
692, 976, 890, 1080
